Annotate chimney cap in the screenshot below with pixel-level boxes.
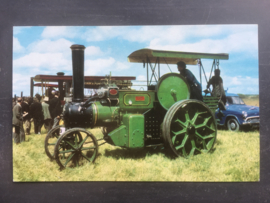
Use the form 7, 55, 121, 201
70, 44, 85, 50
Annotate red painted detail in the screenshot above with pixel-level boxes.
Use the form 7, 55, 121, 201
109, 89, 118, 95
135, 96, 145, 101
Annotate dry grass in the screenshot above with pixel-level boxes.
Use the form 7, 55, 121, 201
241, 95, 259, 107
13, 126, 259, 182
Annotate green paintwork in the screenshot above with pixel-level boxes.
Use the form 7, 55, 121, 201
203, 96, 220, 113
92, 101, 119, 126
157, 73, 190, 110
123, 114, 144, 148
119, 91, 155, 112
108, 125, 128, 147
128, 48, 229, 65
170, 102, 216, 157
108, 114, 144, 148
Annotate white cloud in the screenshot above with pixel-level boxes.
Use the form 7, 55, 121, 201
13, 52, 70, 71
85, 57, 115, 75
85, 46, 104, 56
41, 26, 80, 39
13, 73, 32, 96
148, 31, 258, 58
13, 26, 32, 35
27, 38, 73, 54
13, 37, 25, 53
222, 75, 258, 94
114, 61, 130, 70
83, 25, 257, 60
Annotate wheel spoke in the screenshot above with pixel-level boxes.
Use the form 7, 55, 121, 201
189, 147, 196, 157
182, 148, 187, 157
175, 119, 187, 128
75, 133, 78, 148
191, 111, 207, 123
59, 149, 76, 154
48, 142, 57, 146
64, 140, 77, 150
206, 138, 215, 149
203, 134, 215, 139
202, 140, 207, 150
195, 122, 215, 132
78, 135, 89, 148
185, 110, 190, 122
195, 116, 212, 129
63, 153, 75, 167
195, 131, 204, 139
172, 129, 186, 144
81, 153, 92, 162
175, 133, 189, 150
81, 146, 96, 151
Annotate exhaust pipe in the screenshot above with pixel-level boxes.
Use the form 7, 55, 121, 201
70, 44, 86, 102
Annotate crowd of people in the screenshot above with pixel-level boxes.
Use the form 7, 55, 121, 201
12, 90, 62, 144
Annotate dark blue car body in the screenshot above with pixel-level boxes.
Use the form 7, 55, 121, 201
215, 93, 259, 131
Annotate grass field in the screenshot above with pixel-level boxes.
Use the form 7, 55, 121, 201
240, 95, 259, 107
13, 126, 259, 182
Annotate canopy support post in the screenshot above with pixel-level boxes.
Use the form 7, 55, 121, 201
197, 59, 202, 87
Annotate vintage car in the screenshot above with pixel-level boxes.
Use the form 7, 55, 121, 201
215, 93, 259, 131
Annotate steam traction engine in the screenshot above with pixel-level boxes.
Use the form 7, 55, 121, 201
45, 44, 223, 169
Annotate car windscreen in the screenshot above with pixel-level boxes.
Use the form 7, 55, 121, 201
227, 96, 245, 105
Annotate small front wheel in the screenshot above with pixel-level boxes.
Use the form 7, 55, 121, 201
44, 125, 63, 160
54, 128, 99, 169
227, 118, 240, 132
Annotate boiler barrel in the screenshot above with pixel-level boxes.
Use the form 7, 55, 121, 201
70, 44, 86, 102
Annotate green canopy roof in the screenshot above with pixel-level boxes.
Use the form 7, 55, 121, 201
128, 49, 229, 65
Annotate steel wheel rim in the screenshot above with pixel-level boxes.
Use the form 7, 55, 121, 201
54, 128, 98, 169
163, 100, 217, 158
44, 125, 63, 160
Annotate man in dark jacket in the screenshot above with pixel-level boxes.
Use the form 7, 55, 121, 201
12, 97, 25, 144
30, 97, 43, 134
21, 97, 31, 135
177, 61, 203, 101
49, 91, 62, 128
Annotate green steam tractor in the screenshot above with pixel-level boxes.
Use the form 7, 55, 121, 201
45, 45, 228, 169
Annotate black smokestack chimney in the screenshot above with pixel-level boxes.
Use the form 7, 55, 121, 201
70, 44, 86, 102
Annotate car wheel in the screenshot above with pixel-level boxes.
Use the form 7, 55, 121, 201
227, 118, 240, 132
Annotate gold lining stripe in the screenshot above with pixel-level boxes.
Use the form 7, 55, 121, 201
123, 93, 151, 106
93, 103, 98, 126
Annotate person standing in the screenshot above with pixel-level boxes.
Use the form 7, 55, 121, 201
30, 97, 43, 134
177, 61, 203, 101
12, 97, 25, 144
49, 91, 62, 128
207, 69, 226, 105
42, 97, 52, 132
21, 97, 31, 135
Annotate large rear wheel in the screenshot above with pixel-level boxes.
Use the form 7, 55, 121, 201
162, 100, 217, 158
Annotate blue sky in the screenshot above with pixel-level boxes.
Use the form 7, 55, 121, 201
13, 25, 258, 96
